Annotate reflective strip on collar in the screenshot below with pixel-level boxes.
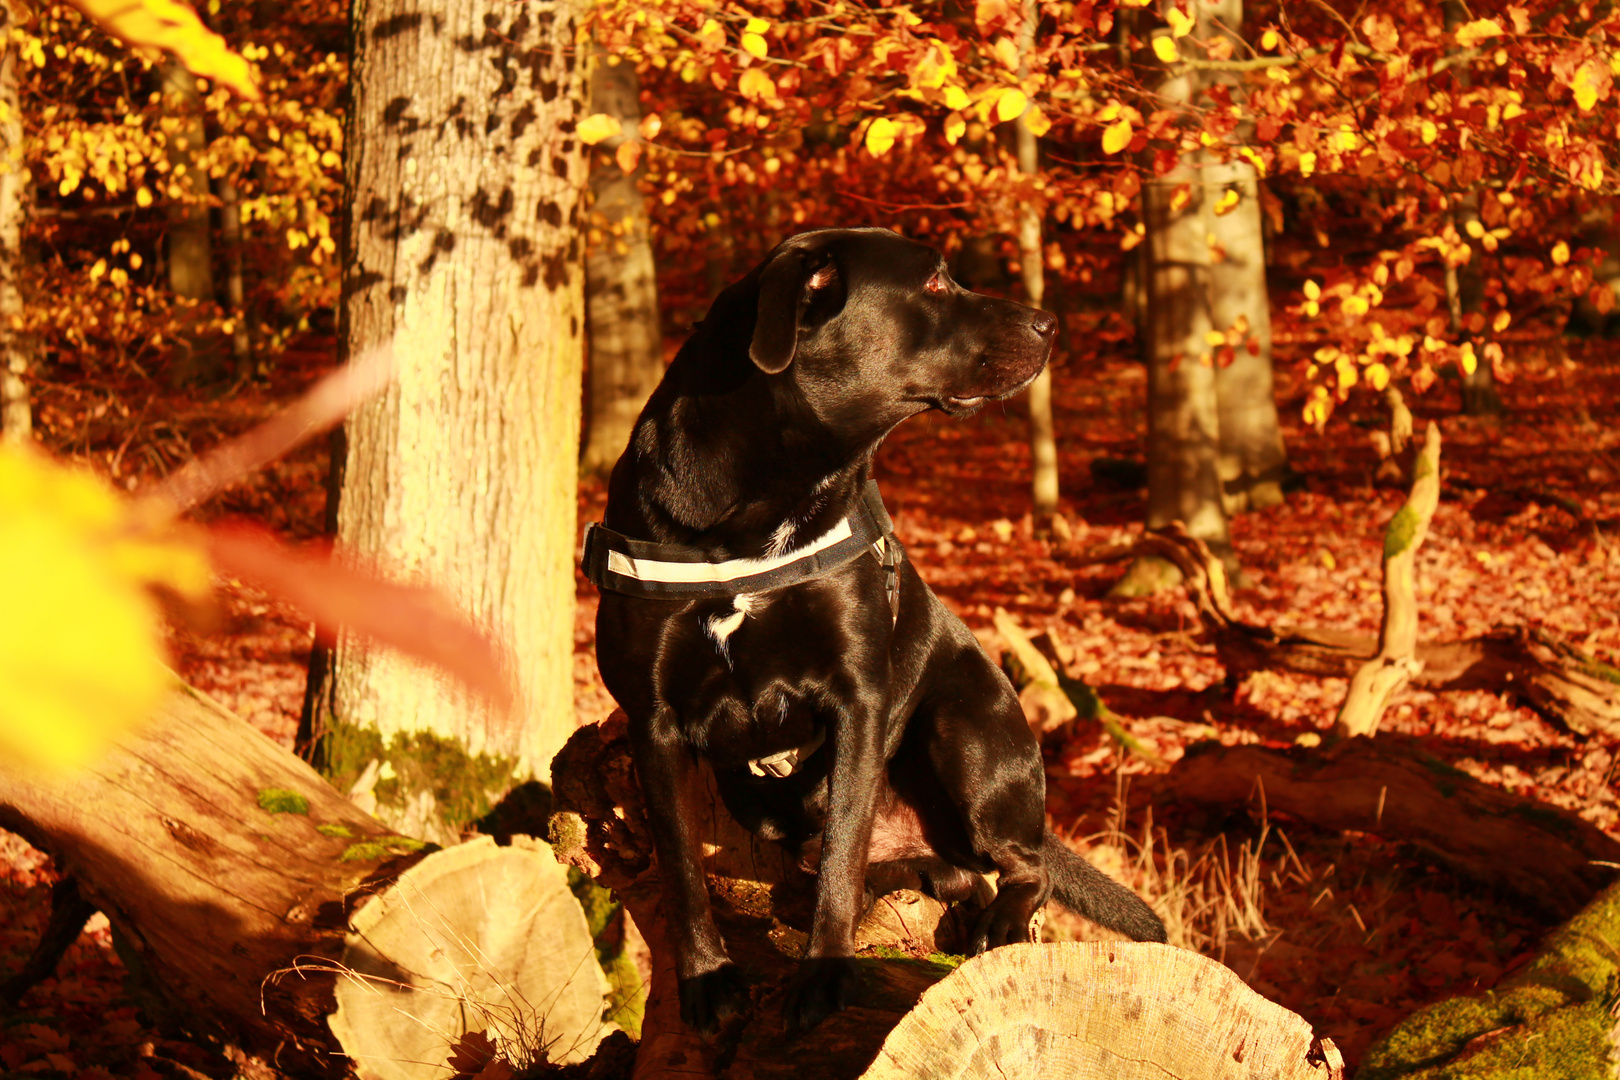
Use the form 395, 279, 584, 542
605, 518, 854, 585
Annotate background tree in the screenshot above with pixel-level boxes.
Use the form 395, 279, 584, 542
0, 0, 30, 444
304, 0, 588, 844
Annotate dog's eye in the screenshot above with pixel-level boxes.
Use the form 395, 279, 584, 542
924, 272, 948, 294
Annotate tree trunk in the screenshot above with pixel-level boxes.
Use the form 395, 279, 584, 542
1015, 0, 1059, 526
160, 63, 219, 383
0, 682, 612, 1078
0, 0, 32, 446
311, 0, 588, 841
1359, 876, 1620, 1080
219, 177, 253, 380
580, 46, 664, 478
1165, 735, 1620, 922
1208, 161, 1287, 513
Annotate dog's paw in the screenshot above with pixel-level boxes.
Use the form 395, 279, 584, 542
968, 903, 1038, 955
678, 964, 749, 1034
782, 957, 859, 1036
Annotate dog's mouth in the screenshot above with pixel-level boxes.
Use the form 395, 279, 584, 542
937, 364, 1044, 415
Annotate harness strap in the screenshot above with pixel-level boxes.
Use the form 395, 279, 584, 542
583, 479, 902, 602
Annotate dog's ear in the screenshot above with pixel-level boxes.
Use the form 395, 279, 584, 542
750, 250, 838, 374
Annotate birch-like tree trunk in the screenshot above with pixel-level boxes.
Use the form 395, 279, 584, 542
580, 47, 663, 478
309, 0, 587, 844
219, 177, 252, 379
1016, 0, 1058, 525
0, 0, 32, 445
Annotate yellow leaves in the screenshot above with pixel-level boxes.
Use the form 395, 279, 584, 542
1303, 280, 1321, 301
0, 447, 204, 770
944, 112, 967, 145
1458, 341, 1478, 376
996, 88, 1028, 123
943, 84, 971, 110
1165, 7, 1194, 38
1303, 386, 1333, 432
1552, 241, 1571, 266
1366, 362, 1391, 392
1213, 188, 1240, 216
1492, 310, 1512, 333
1419, 119, 1438, 145
1298, 151, 1317, 177
1101, 117, 1133, 155
577, 114, 624, 146
70, 0, 259, 100
738, 67, 778, 105
639, 114, 663, 141
1023, 105, 1051, 137
911, 39, 958, 90
741, 18, 770, 59
1152, 36, 1179, 64
1335, 355, 1358, 390
1168, 183, 1192, 214
1360, 13, 1398, 54
1341, 294, 1370, 317
1454, 18, 1503, 48
993, 37, 1020, 71
865, 116, 898, 156
1259, 29, 1280, 51
1571, 57, 1612, 112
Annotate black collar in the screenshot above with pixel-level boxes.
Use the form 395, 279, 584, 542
583, 480, 901, 605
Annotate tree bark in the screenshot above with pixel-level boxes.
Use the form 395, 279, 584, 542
160, 63, 219, 383
1165, 736, 1620, 922
219, 177, 253, 379
1208, 160, 1287, 514
0, 682, 612, 1079
311, 0, 588, 840
0, 0, 32, 446
1358, 876, 1620, 1080
580, 46, 663, 479
1015, 0, 1058, 526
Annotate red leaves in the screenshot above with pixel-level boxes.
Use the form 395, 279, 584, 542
206, 522, 516, 715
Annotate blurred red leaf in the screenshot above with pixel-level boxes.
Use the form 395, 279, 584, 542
206, 522, 515, 715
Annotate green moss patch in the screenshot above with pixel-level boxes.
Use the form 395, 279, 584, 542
257, 788, 310, 815
339, 836, 426, 862
321, 718, 517, 833
316, 823, 354, 839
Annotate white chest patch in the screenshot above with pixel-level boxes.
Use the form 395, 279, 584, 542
705, 593, 756, 653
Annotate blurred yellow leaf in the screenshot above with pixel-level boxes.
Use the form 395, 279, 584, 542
70, 0, 259, 100
741, 31, 768, 58
1101, 117, 1133, 154
1259, 29, 1279, 50
996, 88, 1028, 123
865, 116, 898, 156
1552, 240, 1570, 265
739, 67, 776, 103
1166, 7, 1194, 38
1152, 36, 1179, 63
944, 112, 967, 144
0, 448, 197, 770
1023, 104, 1051, 137
993, 37, 1019, 71
577, 113, 624, 145
1454, 18, 1502, 47
1213, 189, 1240, 215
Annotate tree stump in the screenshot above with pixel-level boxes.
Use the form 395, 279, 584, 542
864, 942, 1342, 1080
0, 680, 610, 1076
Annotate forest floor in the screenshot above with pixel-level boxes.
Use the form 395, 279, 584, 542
3, 316, 1619, 1077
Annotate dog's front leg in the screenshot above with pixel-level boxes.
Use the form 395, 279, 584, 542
783, 702, 884, 1034
629, 709, 747, 1033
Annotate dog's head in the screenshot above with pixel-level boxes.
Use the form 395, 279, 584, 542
721, 228, 1056, 444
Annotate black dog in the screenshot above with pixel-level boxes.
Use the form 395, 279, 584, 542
585, 228, 1165, 1036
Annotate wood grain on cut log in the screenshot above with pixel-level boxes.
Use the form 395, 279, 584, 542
329, 835, 612, 1079
1166, 736, 1620, 920
863, 942, 1342, 1080
0, 681, 611, 1077
1133, 528, 1620, 740
1335, 421, 1442, 738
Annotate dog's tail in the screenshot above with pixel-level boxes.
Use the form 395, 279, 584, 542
1043, 832, 1167, 943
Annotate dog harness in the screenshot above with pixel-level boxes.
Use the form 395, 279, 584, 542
581, 479, 903, 615
582, 481, 903, 781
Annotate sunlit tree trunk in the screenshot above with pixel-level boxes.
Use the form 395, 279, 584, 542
1016, 0, 1058, 526
1209, 161, 1286, 513
580, 45, 663, 478
0, 0, 31, 445
160, 63, 218, 382
308, 0, 587, 844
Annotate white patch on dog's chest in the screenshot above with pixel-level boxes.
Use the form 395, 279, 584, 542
704, 593, 757, 658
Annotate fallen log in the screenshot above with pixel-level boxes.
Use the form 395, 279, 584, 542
0, 680, 611, 1077
549, 714, 1347, 1079
1135, 525, 1620, 740
1357, 875, 1620, 1080
1163, 736, 1620, 921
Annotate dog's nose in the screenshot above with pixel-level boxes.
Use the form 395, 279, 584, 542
1031, 311, 1057, 339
